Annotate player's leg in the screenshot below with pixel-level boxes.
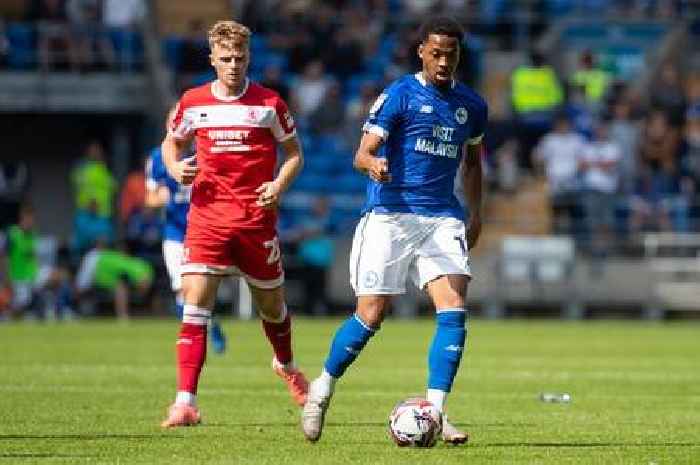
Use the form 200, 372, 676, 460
230, 228, 308, 405
164, 239, 226, 353
424, 275, 469, 445
303, 212, 409, 442
161, 272, 222, 428
250, 284, 308, 406
162, 240, 185, 320
414, 216, 471, 444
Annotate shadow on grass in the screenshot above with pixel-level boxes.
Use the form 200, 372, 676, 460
0, 434, 183, 440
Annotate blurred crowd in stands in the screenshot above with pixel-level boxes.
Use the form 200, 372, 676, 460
1, 0, 699, 318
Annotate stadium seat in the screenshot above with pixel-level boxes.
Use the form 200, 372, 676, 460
162, 36, 183, 70
7, 22, 36, 70
108, 28, 144, 70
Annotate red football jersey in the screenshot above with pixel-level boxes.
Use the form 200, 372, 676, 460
170, 79, 296, 230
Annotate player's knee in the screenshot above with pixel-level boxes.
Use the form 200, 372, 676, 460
356, 297, 389, 328
182, 276, 215, 308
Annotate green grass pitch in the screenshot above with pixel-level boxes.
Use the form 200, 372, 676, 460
0, 318, 698, 464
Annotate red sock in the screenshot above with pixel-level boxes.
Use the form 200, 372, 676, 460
262, 313, 293, 365
176, 323, 207, 394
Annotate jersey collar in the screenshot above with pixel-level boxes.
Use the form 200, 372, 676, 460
415, 72, 456, 90
211, 78, 250, 101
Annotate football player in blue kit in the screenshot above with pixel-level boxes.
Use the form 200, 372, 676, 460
145, 111, 228, 354
302, 17, 487, 444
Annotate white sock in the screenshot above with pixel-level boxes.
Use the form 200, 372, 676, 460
315, 369, 336, 398
175, 391, 197, 406
426, 388, 447, 412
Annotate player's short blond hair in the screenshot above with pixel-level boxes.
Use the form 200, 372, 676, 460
208, 20, 251, 50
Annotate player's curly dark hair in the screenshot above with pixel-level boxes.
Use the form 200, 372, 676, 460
418, 17, 464, 43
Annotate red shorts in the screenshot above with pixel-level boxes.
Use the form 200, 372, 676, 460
182, 224, 283, 289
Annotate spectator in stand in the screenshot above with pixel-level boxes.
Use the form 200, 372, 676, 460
511, 50, 564, 168
345, 82, 381, 142
0, 204, 69, 319
67, 0, 115, 71
680, 103, 700, 228
124, 206, 163, 262
639, 110, 682, 173
102, 0, 145, 30
0, 160, 29, 229
176, 19, 210, 92
571, 50, 611, 111
292, 60, 332, 119
651, 63, 686, 126
609, 98, 641, 194
534, 113, 585, 236
71, 140, 116, 219
629, 161, 688, 233
565, 83, 595, 140
119, 157, 146, 224
0, 19, 9, 69
284, 197, 335, 315
260, 63, 290, 102
309, 81, 345, 136
27, 0, 78, 71
266, 5, 315, 74
323, 12, 365, 78
75, 240, 153, 320
72, 198, 114, 258
578, 122, 621, 258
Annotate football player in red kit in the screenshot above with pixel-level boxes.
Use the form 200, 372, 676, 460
160, 20, 308, 427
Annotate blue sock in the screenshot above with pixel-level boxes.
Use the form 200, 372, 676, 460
427, 308, 467, 392
324, 314, 377, 378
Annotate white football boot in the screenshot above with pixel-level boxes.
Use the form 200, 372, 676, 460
301, 377, 333, 442
442, 415, 469, 445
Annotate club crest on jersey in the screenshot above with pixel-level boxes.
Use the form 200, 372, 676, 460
455, 107, 468, 124
246, 108, 258, 122
364, 271, 379, 288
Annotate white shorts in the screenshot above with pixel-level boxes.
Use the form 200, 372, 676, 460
349, 212, 471, 295
163, 240, 184, 292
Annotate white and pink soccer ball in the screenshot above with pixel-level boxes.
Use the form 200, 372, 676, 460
388, 398, 442, 448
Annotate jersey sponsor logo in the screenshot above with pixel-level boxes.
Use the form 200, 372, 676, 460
445, 344, 463, 352
420, 105, 433, 113
369, 93, 388, 116
363, 270, 379, 288
455, 107, 468, 124
414, 138, 459, 158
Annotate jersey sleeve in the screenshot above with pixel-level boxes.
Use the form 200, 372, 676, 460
168, 97, 196, 141
467, 99, 489, 146
271, 95, 297, 142
144, 149, 165, 192
362, 84, 405, 140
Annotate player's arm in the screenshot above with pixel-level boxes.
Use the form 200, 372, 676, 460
256, 136, 304, 209
463, 142, 483, 250
354, 132, 391, 183
162, 132, 198, 185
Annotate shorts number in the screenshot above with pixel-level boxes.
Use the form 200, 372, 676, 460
454, 235, 467, 256
264, 237, 281, 265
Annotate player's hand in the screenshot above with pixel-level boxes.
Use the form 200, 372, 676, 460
467, 212, 482, 250
171, 156, 198, 185
255, 181, 281, 209
368, 158, 391, 183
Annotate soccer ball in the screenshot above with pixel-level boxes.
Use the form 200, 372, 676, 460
388, 398, 442, 447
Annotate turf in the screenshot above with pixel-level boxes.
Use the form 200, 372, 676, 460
0, 318, 698, 464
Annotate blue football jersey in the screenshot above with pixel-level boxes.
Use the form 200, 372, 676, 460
361, 73, 488, 220
145, 147, 191, 242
